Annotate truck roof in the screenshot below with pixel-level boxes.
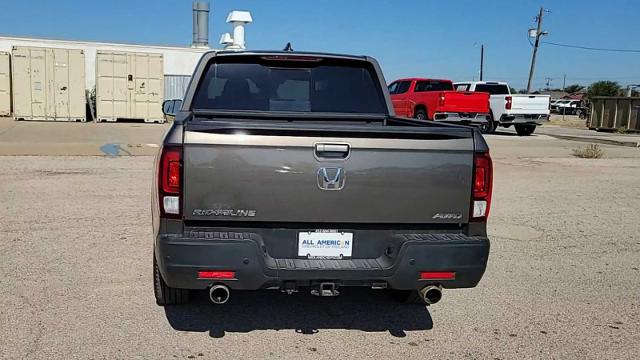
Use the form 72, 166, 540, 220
392, 78, 453, 83
455, 81, 508, 85
209, 50, 369, 61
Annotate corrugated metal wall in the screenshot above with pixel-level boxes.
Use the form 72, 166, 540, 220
164, 75, 191, 100
0, 51, 10, 116
11, 46, 86, 121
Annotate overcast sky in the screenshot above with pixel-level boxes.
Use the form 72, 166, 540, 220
2, 0, 639, 90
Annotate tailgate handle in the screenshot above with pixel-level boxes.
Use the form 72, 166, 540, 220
315, 143, 350, 159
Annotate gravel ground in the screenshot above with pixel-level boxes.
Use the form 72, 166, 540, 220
1, 135, 640, 359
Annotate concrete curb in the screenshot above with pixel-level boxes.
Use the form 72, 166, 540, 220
542, 133, 640, 148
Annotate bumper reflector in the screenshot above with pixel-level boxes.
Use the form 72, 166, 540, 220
420, 271, 456, 280
198, 271, 236, 279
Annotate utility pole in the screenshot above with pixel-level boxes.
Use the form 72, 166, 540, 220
545, 77, 553, 90
526, 7, 548, 93
479, 44, 484, 81
562, 74, 566, 91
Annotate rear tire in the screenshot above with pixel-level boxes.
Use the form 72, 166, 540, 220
391, 289, 425, 304
515, 124, 536, 136
154, 253, 190, 305
479, 120, 496, 134
414, 108, 428, 120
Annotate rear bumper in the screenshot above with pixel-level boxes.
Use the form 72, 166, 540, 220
155, 231, 490, 291
500, 113, 549, 125
433, 112, 490, 124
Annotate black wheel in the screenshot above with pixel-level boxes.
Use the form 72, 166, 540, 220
479, 120, 496, 134
414, 108, 428, 120
515, 124, 536, 136
154, 253, 190, 305
390, 289, 425, 304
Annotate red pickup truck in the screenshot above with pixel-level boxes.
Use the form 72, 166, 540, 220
388, 78, 492, 132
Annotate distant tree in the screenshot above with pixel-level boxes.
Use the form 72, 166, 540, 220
587, 81, 622, 98
564, 84, 585, 94
509, 87, 518, 94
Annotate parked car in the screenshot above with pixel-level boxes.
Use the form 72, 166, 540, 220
551, 99, 583, 115
162, 99, 183, 122
154, 51, 492, 306
455, 81, 550, 136
388, 78, 492, 132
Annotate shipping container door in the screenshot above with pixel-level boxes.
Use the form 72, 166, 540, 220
96, 52, 113, 120
134, 53, 149, 120
29, 48, 46, 119
11, 48, 30, 118
68, 50, 85, 119
147, 54, 163, 120
53, 49, 70, 119
0, 52, 10, 116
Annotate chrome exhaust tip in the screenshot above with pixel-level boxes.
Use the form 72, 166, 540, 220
420, 285, 442, 305
209, 284, 230, 304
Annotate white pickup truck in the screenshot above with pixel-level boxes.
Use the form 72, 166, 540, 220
454, 81, 550, 136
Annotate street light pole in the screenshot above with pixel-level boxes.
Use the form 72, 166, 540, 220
480, 44, 484, 81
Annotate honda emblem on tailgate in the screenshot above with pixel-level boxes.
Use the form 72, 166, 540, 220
317, 167, 345, 190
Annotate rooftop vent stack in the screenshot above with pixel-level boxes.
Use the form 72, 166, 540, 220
225, 11, 253, 50
192, 1, 210, 48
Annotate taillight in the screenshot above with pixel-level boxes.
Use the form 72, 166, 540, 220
439, 93, 446, 106
159, 146, 182, 217
505, 96, 512, 110
471, 152, 493, 221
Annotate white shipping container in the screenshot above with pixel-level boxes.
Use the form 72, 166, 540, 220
11, 46, 86, 121
0, 52, 10, 116
96, 51, 164, 123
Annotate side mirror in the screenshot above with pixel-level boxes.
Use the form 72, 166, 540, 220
162, 99, 183, 116
162, 100, 172, 116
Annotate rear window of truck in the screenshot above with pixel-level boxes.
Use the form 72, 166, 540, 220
192, 57, 386, 114
474, 84, 510, 95
388, 81, 411, 94
414, 81, 453, 92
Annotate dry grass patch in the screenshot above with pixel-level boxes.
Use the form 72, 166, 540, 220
572, 144, 604, 159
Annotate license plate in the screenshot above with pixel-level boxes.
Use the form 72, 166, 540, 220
298, 231, 353, 259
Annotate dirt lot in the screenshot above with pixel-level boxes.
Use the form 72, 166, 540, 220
1, 120, 640, 359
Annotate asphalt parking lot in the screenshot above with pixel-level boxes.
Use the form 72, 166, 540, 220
1, 118, 640, 359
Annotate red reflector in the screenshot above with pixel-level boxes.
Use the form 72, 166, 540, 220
420, 271, 456, 280
198, 271, 236, 279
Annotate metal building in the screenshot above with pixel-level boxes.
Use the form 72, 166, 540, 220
164, 75, 191, 100
11, 46, 86, 121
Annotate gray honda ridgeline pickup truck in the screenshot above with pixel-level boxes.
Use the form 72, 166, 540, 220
153, 51, 492, 306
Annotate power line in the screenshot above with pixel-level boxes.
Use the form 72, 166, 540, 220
541, 41, 640, 53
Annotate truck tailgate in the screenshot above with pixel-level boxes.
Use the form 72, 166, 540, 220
509, 95, 550, 113
441, 91, 490, 113
182, 125, 474, 224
